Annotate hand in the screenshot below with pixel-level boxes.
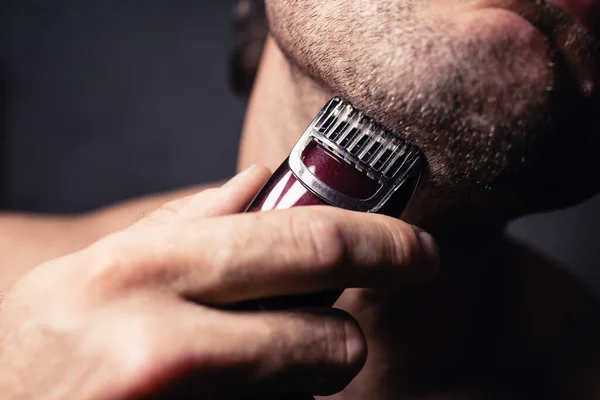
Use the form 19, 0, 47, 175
0, 166, 439, 399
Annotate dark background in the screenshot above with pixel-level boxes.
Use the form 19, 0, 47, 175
1, 1, 598, 291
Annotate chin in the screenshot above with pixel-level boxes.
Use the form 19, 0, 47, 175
265, 1, 598, 215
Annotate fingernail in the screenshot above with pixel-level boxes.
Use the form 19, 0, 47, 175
417, 230, 441, 272
222, 165, 258, 188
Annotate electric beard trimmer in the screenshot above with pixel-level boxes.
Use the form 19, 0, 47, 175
230, 97, 425, 311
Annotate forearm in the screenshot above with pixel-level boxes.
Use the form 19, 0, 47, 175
0, 213, 89, 287
0, 183, 219, 289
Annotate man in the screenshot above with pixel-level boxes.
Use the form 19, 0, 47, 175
237, 2, 600, 397
1, 0, 600, 398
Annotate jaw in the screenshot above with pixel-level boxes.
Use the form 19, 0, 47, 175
239, 37, 515, 237
238, 37, 333, 173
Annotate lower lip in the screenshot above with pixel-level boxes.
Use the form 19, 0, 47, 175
457, 7, 550, 54
470, 7, 542, 33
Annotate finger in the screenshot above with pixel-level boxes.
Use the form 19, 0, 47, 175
190, 207, 439, 304
133, 188, 220, 227
99, 206, 439, 303
147, 305, 366, 397
134, 166, 270, 227
180, 165, 271, 218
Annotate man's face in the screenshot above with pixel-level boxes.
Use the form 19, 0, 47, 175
264, 0, 599, 215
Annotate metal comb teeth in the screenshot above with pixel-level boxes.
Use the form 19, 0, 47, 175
310, 97, 420, 184
288, 97, 424, 213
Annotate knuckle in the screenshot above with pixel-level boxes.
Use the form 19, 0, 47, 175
118, 339, 158, 378
316, 310, 366, 394
196, 223, 239, 283
391, 222, 422, 267
111, 320, 167, 387
288, 210, 347, 274
269, 309, 366, 370
134, 205, 177, 227
327, 310, 367, 370
84, 232, 161, 296
154, 202, 181, 218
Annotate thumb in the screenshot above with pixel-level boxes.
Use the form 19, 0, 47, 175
135, 165, 271, 227
181, 165, 271, 218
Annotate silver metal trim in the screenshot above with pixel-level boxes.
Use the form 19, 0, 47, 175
288, 97, 424, 213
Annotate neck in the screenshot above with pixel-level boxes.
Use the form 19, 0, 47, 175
238, 37, 332, 172
238, 37, 507, 262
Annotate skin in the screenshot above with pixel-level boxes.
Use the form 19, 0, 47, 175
263, 0, 600, 217
239, 36, 600, 399
236, 0, 600, 397
4, 0, 595, 282
0, 167, 439, 399
0, 0, 598, 398
0, 185, 221, 287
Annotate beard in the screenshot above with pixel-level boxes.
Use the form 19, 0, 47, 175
264, 0, 600, 216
